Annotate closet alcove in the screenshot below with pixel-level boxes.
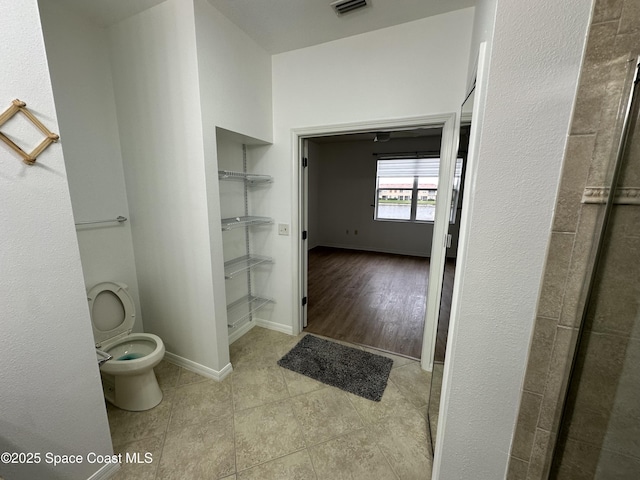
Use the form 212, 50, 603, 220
216, 128, 275, 344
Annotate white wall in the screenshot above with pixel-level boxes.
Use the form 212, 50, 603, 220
193, 0, 273, 350
193, 0, 273, 144
0, 1, 114, 479
108, 0, 227, 371
38, 1, 144, 333
433, 0, 592, 478
106, 0, 274, 372
269, 8, 475, 332
310, 136, 444, 257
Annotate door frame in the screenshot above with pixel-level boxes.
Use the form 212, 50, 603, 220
291, 113, 459, 371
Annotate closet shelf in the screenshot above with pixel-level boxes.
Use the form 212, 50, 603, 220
221, 216, 273, 231
227, 294, 274, 329
224, 254, 273, 279
218, 170, 273, 185
219, 145, 274, 343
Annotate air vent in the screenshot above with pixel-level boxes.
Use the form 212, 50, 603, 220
331, 0, 369, 16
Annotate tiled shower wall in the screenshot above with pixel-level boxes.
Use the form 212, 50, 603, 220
507, 0, 640, 478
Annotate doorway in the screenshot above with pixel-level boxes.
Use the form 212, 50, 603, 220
294, 114, 460, 367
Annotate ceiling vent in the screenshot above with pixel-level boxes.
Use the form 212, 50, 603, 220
331, 0, 369, 16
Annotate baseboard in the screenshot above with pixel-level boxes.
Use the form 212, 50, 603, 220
164, 352, 233, 381
87, 462, 120, 480
228, 319, 256, 344
227, 319, 294, 346
255, 318, 294, 335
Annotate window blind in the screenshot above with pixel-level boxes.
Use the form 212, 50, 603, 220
376, 158, 462, 178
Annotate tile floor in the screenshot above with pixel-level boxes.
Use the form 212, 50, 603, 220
108, 327, 433, 480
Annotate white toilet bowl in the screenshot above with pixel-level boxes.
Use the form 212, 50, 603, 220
88, 281, 165, 411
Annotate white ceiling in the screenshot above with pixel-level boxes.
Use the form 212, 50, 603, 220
49, 0, 168, 28
50, 0, 475, 54
206, 0, 475, 53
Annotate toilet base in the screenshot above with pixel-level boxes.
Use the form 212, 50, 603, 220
102, 369, 163, 411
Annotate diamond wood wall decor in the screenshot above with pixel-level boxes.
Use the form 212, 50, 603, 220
0, 99, 59, 165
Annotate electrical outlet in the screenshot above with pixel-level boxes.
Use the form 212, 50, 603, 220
278, 223, 290, 236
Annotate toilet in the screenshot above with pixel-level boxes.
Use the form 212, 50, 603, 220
88, 281, 165, 411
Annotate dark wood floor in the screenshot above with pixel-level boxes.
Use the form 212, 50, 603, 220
305, 246, 455, 360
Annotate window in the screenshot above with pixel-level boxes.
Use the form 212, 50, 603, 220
374, 157, 463, 223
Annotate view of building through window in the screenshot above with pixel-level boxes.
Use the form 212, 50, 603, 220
375, 158, 462, 222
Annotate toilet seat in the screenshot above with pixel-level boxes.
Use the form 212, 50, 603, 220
88, 281, 135, 347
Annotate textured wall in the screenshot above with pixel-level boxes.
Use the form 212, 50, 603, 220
194, 0, 274, 354
39, 0, 144, 333
108, 0, 224, 370
432, 0, 591, 477
0, 1, 114, 479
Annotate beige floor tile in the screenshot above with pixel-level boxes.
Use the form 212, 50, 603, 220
368, 414, 432, 480
106, 327, 434, 480
154, 361, 181, 390
231, 328, 301, 369
346, 380, 421, 425
275, 335, 307, 360
388, 363, 432, 408
237, 450, 316, 480
157, 415, 236, 480
107, 391, 174, 447
168, 378, 233, 430
290, 387, 363, 446
361, 347, 417, 369
232, 365, 289, 411
281, 366, 327, 397
234, 399, 306, 471
309, 429, 397, 480
419, 404, 429, 419
231, 344, 281, 370
234, 326, 290, 348
112, 435, 163, 480
176, 368, 209, 386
